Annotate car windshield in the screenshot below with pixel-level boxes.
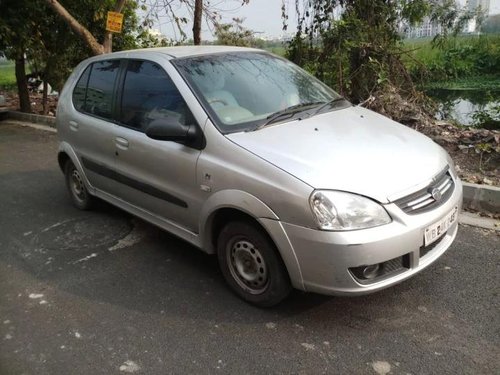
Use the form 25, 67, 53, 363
173, 52, 345, 133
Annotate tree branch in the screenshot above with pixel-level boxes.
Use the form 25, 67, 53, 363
44, 0, 104, 55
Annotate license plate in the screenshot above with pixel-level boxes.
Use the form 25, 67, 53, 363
424, 206, 458, 246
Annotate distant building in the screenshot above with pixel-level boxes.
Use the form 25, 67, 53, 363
404, 17, 443, 38
403, 0, 491, 38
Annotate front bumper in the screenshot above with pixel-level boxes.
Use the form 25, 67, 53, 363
276, 178, 463, 296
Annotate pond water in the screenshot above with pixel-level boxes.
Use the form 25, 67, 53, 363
426, 88, 500, 126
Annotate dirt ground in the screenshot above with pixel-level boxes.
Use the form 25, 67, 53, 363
422, 122, 499, 186
2, 91, 58, 117
2, 90, 499, 186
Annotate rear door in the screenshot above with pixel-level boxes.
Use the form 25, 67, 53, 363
69, 59, 123, 194
111, 59, 204, 232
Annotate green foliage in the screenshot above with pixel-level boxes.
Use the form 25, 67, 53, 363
471, 103, 500, 130
0, 62, 17, 89
0, 0, 142, 91
286, 0, 415, 102
265, 46, 286, 56
215, 18, 256, 47
423, 75, 500, 90
405, 35, 500, 86
284, 0, 488, 103
0, 0, 40, 59
134, 30, 174, 49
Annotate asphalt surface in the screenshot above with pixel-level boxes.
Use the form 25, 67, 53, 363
0, 122, 499, 374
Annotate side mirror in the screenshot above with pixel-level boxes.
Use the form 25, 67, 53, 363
145, 118, 197, 142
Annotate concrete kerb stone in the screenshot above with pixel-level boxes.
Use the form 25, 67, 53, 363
6, 110, 56, 127
462, 182, 500, 215
459, 211, 499, 231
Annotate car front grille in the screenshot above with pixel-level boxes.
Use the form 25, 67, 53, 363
394, 167, 454, 215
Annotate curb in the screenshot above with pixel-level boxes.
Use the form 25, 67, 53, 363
462, 182, 500, 215
1, 119, 57, 133
5, 110, 56, 127
459, 211, 499, 231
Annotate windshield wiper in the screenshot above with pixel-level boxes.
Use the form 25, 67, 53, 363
313, 97, 348, 114
250, 102, 324, 131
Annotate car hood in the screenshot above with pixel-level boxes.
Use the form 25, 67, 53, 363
226, 106, 448, 203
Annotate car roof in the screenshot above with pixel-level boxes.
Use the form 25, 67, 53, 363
112, 45, 264, 59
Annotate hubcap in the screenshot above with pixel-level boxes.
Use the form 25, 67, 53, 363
227, 239, 268, 294
70, 169, 86, 202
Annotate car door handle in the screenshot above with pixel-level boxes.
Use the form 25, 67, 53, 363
69, 121, 79, 131
115, 137, 129, 149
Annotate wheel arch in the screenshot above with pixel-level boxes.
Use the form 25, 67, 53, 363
57, 142, 94, 194
57, 151, 70, 172
199, 190, 305, 290
199, 190, 278, 253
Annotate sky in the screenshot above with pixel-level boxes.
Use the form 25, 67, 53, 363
493, 0, 500, 13
214, 0, 297, 38
152, 0, 500, 41
150, 0, 295, 40
462, 0, 500, 14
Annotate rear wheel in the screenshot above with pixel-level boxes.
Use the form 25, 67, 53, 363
217, 221, 291, 307
64, 160, 94, 210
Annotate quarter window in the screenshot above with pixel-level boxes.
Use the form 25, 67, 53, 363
119, 60, 193, 131
85, 60, 120, 119
72, 65, 91, 111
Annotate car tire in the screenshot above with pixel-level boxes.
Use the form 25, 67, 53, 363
64, 160, 94, 210
217, 221, 292, 307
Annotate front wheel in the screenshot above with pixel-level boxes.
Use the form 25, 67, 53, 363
217, 221, 292, 307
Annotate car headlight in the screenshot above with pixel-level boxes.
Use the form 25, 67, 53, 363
309, 190, 391, 231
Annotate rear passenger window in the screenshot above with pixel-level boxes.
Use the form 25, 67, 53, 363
85, 60, 120, 119
72, 66, 91, 111
120, 60, 193, 131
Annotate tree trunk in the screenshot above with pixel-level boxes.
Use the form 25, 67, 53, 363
193, 0, 203, 45
102, 33, 113, 54
102, 0, 127, 53
15, 54, 31, 113
45, 0, 104, 55
348, 47, 362, 103
42, 81, 48, 115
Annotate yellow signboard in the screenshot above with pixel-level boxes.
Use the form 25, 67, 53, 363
106, 11, 124, 33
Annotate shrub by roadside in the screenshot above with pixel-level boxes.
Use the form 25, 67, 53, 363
405, 35, 500, 87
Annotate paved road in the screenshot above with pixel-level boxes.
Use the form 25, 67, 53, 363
0, 122, 499, 374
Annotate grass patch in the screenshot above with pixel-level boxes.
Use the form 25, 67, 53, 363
264, 46, 286, 56
0, 62, 17, 90
420, 75, 500, 90
403, 34, 500, 86
403, 37, 442, 63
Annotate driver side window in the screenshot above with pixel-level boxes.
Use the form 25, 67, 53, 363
120, 60, 193, 131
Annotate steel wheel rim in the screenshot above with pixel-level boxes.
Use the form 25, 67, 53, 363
70, 169, 86, 203
227, 238, 269, 294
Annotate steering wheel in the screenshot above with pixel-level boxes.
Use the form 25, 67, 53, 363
208, 98, 228, 106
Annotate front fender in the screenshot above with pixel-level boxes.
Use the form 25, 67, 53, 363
199, 189, 305, 290
199, 190, 279, 253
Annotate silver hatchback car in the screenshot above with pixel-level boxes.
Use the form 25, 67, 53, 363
57, 46, 463, 306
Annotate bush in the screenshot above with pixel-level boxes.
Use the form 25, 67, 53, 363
404, 35, 500, 84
